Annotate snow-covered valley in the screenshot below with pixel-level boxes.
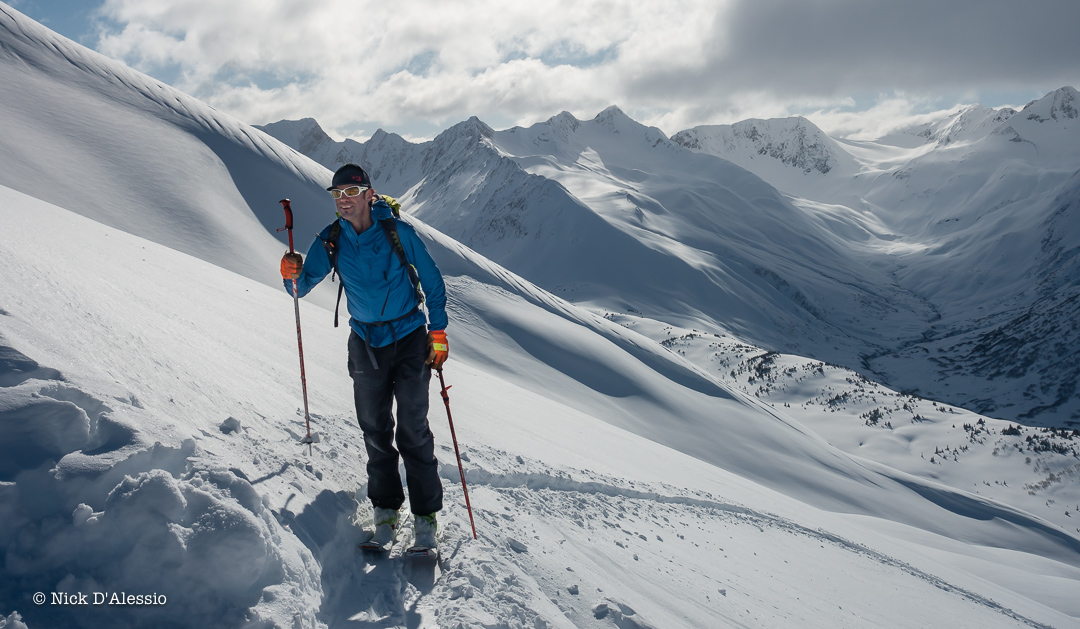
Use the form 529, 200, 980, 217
2, 2, 1079, 628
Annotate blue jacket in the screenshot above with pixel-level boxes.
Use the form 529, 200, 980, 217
285, 200, 447, 347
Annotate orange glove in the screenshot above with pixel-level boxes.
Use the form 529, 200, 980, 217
426, 330, 448, 369
280, 252, 303, 280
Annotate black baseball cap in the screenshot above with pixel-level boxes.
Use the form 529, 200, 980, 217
327, 163, 371, 190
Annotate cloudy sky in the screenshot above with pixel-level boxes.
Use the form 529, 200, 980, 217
12, 0, 1080, 142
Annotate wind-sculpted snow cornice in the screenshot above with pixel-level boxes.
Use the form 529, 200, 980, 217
0, 3, 328, 189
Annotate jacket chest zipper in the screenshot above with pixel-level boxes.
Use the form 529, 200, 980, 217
380, 272, 391, 316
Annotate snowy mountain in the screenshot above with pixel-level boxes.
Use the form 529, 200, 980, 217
262, 110, 936, 371
671, 116, 859, 176
265, 90, 1080, 427
672, 92, 1080, 426
4, 3, 1080, 628
886, 104, 1019, 147
841, 89, 1080, 425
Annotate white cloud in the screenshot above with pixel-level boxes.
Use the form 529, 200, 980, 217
631, 92, 976, 142
91, 0, 1080, 140
804, 96, 966, 141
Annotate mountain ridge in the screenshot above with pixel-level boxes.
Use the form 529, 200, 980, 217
672, 116, 857, 175
264, 87, 1080, 425
0, 3, 335, 290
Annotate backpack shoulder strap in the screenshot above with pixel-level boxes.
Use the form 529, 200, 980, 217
318, 220, 346, 327
320, 220, 342, 275
378, 217, 424, 307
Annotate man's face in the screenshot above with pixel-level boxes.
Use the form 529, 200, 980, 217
334, 185, 373, 222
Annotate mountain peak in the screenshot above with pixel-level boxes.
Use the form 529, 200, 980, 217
597, 105, 627, 118
917, 104, 1018, 147
256, 118, 332, 155
426, 116, 498, 160
1021, 85, 1079, 123
547, 110, 581, 130
450, 115, 495, 139
673, 116, 847, 175
368, 127, 407, 145
526, 110, 583, 145
592, 105, 640, 133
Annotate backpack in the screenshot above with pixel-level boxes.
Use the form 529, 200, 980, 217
320, 195, 424, 327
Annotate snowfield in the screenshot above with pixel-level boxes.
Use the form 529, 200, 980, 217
5, 182, 1080, 629
2, 2, 1080, 628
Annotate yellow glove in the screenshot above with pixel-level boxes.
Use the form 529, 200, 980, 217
426, 330, 448, 369
280, 252, 303, 279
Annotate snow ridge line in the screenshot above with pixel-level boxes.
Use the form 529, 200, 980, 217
451, 464, 757, 517
447, 464, 1053, 629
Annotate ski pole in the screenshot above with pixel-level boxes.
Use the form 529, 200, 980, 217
436, 368, 477, 539
279, 199, 314, 455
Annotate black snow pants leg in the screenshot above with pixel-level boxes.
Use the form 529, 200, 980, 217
348, 326, 443, 516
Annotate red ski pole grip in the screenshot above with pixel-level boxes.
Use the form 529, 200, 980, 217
279, 199, 296, 252
280, 199, 293, 229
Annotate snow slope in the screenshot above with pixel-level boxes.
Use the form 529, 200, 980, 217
0, 2, 333, 290
4, 179, 1080, 629
3, 3, 1080, 627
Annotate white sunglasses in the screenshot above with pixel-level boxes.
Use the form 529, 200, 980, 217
329, 185, 369, 199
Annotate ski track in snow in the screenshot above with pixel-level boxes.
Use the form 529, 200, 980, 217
461, 460, 1052, 629
271, 412, 1054, 629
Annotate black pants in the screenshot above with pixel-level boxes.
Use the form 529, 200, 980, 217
348, 327, 443, 516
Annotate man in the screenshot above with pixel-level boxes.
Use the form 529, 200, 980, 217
280, 163, 448, 553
